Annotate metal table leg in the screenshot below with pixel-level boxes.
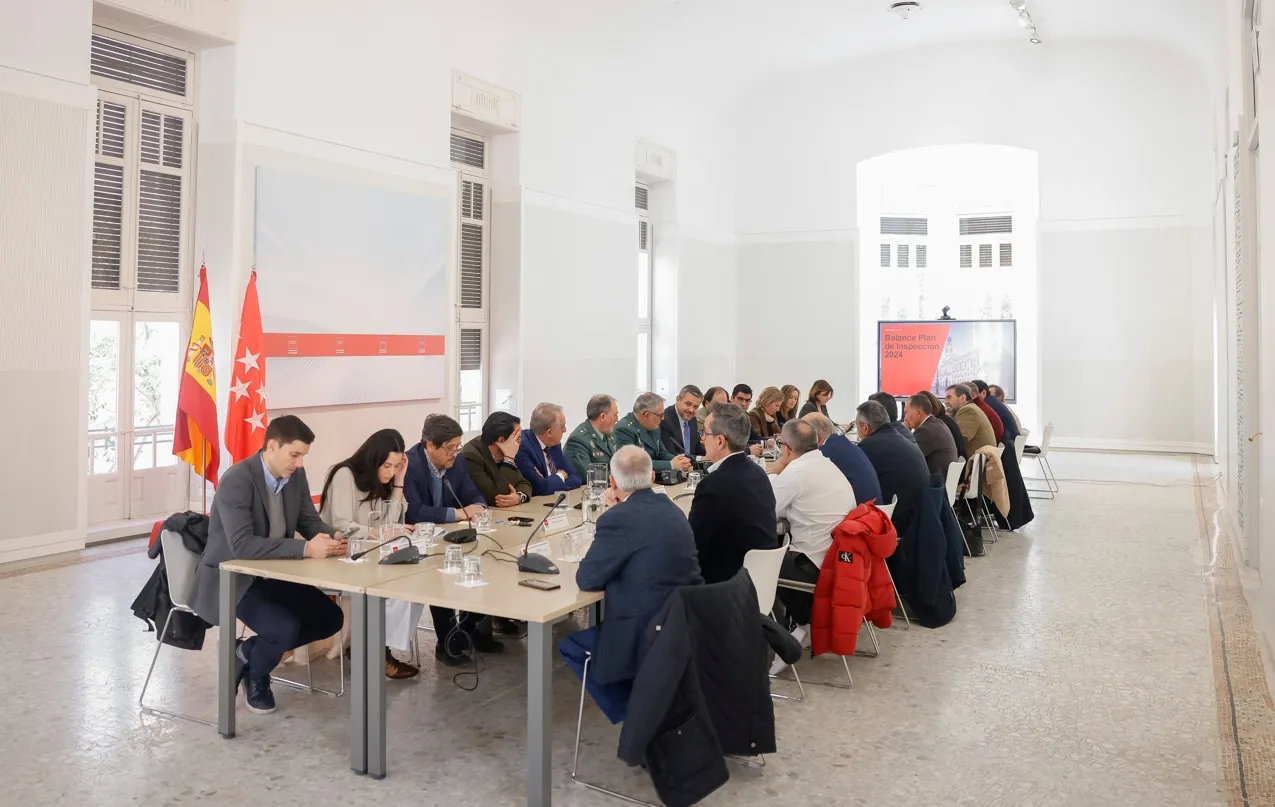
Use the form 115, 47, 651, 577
527, 620, 553, 807
218, 569, 240, 739
350, 593, 368, 774
366, 595, 387, 779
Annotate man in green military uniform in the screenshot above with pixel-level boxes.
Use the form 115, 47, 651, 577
615, 392, 693, 473
565, 394, 621, 479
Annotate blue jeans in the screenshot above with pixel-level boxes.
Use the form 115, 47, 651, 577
559, 626, 632, 724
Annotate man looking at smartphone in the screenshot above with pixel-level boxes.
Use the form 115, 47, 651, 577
189, 415, 347, 716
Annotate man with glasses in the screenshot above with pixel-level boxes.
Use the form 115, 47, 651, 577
403, 414, 504, 664
687, 403, 777, 583
730, 383, 765, 457
615, 392, 693, 473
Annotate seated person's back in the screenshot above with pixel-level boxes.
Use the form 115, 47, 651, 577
803, 412, 883, 505
855, 400, 931, 535
688, 403, 778, 584
575, 446, 703, 687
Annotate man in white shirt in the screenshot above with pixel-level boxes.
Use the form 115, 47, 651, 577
768, 418, 856, 667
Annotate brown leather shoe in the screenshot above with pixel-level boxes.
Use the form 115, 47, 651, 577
385, 648, 419, 680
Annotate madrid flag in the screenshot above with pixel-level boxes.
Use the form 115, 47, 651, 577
225, 271, 268, 463
173, 264, 221, 487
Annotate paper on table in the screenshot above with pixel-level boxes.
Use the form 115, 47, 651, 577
456, 579, 489, 588
525, 539, 551, 556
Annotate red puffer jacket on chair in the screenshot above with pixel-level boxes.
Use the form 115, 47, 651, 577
811, 501, 898, 657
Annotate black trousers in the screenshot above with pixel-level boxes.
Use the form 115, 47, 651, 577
776, 551, 822, 628
236, 578, 345, 678
430, 606, 487, 656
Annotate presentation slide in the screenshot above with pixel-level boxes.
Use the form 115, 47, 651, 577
254, 166, 448, 409
878, 320, 1017, 402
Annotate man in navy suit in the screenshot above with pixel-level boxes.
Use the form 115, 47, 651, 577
403, 414, 504, 663
804, 412, 883, 506
516, 402, 583, 496
559, 445, 703, 723
688, 402, 776, 584
660, 384, 706, 459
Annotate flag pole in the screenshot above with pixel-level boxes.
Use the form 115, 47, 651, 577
201, 441, 208, 514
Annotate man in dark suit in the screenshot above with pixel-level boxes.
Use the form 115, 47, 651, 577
688, 402, 777, 583
974, 379, 1020, 448
803, 412, 883, 505
403, 414, 503, 664
559, 446, 703, 722
190, 415, 347, 715
515, 402, 583, 495
660, 384, 706, 459
903, 393, 959, 477
869, 392, 918, 443
855, 400, 931, 537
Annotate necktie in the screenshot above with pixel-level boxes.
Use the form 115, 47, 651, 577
429, 469, 443, 508
683, 419, 692, 453
545, 448, 557, 475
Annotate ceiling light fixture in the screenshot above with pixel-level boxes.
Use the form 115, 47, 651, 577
1009, 0, 1041, 44
889, 1, 922, 20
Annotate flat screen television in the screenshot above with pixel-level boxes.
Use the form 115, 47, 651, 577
877, 319, 1017, 403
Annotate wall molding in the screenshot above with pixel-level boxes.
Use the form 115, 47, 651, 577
736, 228, 859, 245
1051, 437, 1213, 456
1039, 214, 1209, 233
0, 528, 85, 567
0, 65, 96, 109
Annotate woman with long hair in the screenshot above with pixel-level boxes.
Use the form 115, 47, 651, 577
320, 428, 423, 679
748, 386, 785, 444
777, 384, 800, 426
799, 379, 834, 419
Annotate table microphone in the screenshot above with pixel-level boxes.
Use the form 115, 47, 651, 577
350, 534, 400, 561
518, 492, 565, 575
442, 478, 478, 544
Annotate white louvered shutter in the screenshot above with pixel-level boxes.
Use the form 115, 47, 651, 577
134, 103, 189, 299
916, 245, 927, 268
92, 98, 128, 293
459, 178, 486, 310
959, 244, 973, 268
91, 33, 189, 99
460, 328, 482, 371
635, 185, 649, 211
451, 132, 486, 170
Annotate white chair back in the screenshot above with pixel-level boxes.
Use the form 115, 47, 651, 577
878, 496, 898, 520
964, 453, 984, 501
743, 536, 790, 615
944, 459, 966, 506
161, 529, 202, 611
1039, 422, 1054, 458
1013, 434, 1027, 464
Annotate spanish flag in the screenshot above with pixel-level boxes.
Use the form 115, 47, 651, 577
173, 264, 221, 487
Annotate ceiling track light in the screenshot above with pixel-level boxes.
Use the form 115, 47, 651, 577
1009, 0, 1041, 44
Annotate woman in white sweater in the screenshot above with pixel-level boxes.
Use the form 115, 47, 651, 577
320, 428, 424, 679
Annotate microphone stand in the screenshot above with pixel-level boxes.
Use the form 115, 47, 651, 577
442, 478, 478, 544
518, 492, 565, 575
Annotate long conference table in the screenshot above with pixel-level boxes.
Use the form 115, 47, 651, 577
216, 482, 702, 806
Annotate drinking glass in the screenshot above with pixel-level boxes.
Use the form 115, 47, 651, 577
414, 522, 436, 552
686, 471, 702, 491
588, 463, 608, 490
347, 538, 368, 561
443, 545, 463, 574
473, 507, 492, 532
461, 556, 482, 584
561, 530, 582, 563
753, 455, 767, 469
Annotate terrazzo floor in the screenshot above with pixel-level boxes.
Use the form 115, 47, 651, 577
0, 452, 1256, 806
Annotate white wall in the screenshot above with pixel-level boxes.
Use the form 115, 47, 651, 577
198, 0, 738, 475
0, 0, 95, 562
733, 39, 1215, 449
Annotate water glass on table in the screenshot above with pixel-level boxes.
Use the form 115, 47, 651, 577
473, 507, 492, 532
460, 556, 483, 585
561, 529, 583, 563
685, 471, 702, 491
443, 545, 464, 574
414, 522, 436, 552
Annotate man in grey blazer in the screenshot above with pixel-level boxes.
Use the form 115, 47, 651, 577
190, 415, 347, 715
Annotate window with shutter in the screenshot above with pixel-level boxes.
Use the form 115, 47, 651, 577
880, 217, 927, 236
459, 223, 484, 309
635, 185, 649, 211
916, 244, 927, 268
999, 243, 1013, 267
959, 244, 973, 268
136, 172, 182, 293
92, 164, 125, 291
450, 132, 486, 169
880, 244, 891, 267
639, 220, 649, 250
897, 244, 910, 268
90, 33, 188, 98
458, 327, 485, 432
979, 243, 993, 268
959, 215, 1013, 236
